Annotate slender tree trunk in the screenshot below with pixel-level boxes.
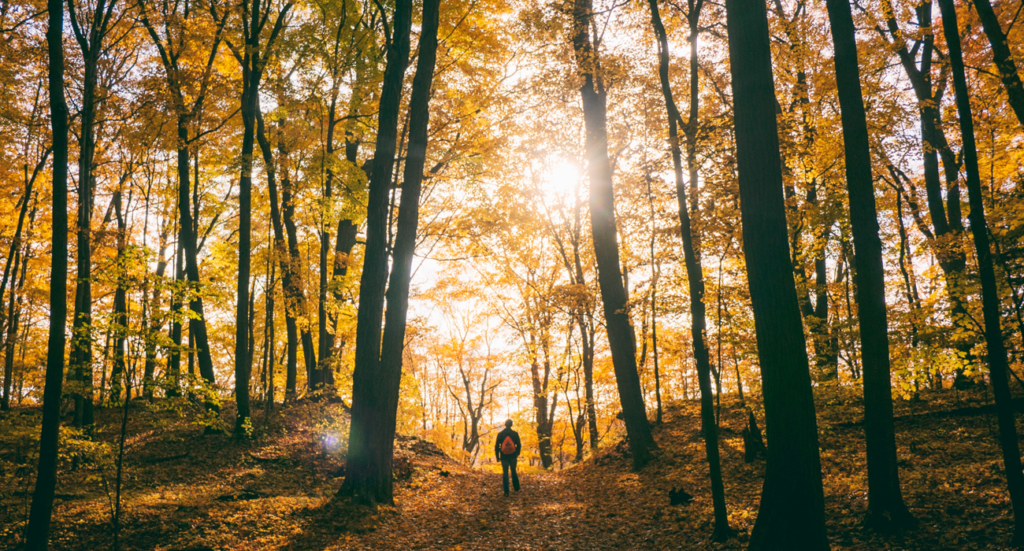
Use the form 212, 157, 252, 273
2, 245, 28, 412
167, 241, 184, 396
142, 224, 170, 400
826, 0, 914, 530
647, 0, 729, 537
256, 107, 314, 401
233, 0, 293, 432
939, 1, 1024, 542
571, 0, 656, 470
340, 0, 414, 504
972, 0, 1024, 128
0, 253, 19, 411
264, 254, 275, 420
70, 53, 99, 429
0, 170, 37, 411
25, 0, 69, 543
724, 0, 828, 548
176, 120, 217, 396
570, 187, 600, 449
235, 44, 261, 435
110, 192, 130, 404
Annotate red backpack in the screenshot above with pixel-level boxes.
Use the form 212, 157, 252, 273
501, 435, 516, 455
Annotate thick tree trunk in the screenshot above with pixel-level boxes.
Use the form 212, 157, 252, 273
724, 0, 829, 548
25, 0, 69, 544
973, 0, 1024, 128
350, 0, 439, 497
939, 2, 1024, 543
340, 0, 414, 505
826, 0, 914, 530
571, 0, 656, 470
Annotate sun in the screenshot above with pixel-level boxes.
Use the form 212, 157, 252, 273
542, 159, 583, 200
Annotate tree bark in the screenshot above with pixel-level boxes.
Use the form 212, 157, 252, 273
25, 0, 69, 543
826, 0, 914, 530
724, 0, 829, 548
571, 0, 656, 470
340, 0, 415, 504
939, 1, 1024, 543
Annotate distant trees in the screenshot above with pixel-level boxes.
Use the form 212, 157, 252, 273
137, 0, 225, 398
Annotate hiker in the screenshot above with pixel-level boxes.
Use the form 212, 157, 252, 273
495, 419, 521, 496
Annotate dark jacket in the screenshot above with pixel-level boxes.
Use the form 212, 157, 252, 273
495, 427, 521, 460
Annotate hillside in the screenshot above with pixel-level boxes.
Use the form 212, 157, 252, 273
2, 387, 1020, 550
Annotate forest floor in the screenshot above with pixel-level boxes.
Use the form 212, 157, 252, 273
2, 385, 1023, 550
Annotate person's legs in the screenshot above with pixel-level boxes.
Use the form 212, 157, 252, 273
510, 457, 520, 491
501, 457, 511, 495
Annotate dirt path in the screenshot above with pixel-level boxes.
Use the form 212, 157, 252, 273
332, 467, 596, 550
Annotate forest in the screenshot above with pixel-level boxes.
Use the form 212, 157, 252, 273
1, 0, 1024, 548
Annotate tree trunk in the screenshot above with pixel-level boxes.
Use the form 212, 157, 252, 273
724, 0, 829, 548
25, 0, 69, 543
647, 0, 729, 537
235, 51, 260, 435
350, 0, 439, 493
972, 0, 1024, 129
571, 0, 656, 470
142, 223, 170, 400
167, 241, 184, 396
531, 349, 554, 468
256, 106, 316, 401
110, 192, 130, 404
69, 42, 100, 429
826, 0, 914, 530
0, 167, 38, 410
2, 245, 28, 412
233, 0, 293, 433
340, 0, 415, 505
939, 1, 1024, 542
882, 4, 973, 364
176, 120, 217, 396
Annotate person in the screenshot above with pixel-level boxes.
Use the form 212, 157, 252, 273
494, 419, 521, 496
